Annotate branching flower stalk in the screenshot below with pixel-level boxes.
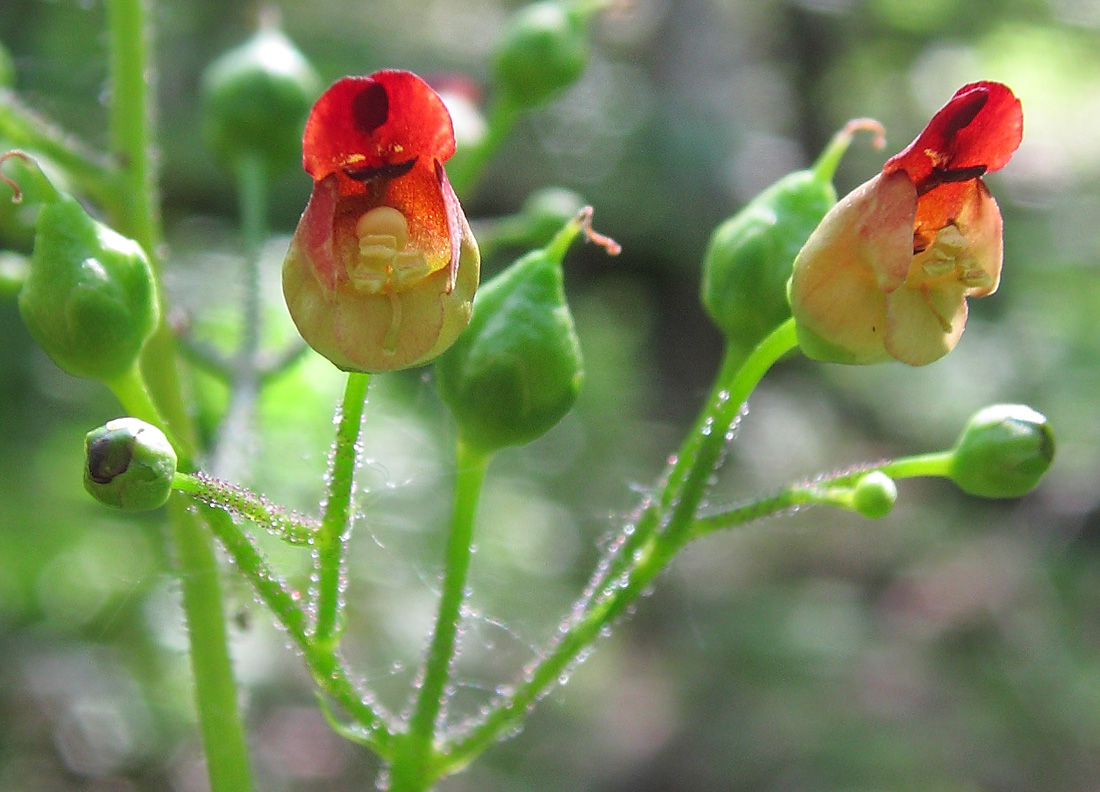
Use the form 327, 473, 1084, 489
14, 0, 1048, 788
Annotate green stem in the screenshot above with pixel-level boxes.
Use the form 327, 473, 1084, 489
107, 0, 159, 257
880, 450, 955, 480
0, 88, 118, 212
198, 503, 395, 756
662, 318, 799, 543
212, 154, 268, 480
390, 440, 491, 791
169, 499, 254, 792
106, 3, 251, 790
689, 450, 957, 537
314, 371, 371, 647
443, 320, 800, 772
174, 472, 319, 546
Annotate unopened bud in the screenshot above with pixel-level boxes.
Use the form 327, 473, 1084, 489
84, 418, 177, 510
851, 471, 897, 519
493, 1, 588, 109
436, 208, 617, 452
201, 23, 320, 173
17, 184, 158, 383
948, 404, 1054, 498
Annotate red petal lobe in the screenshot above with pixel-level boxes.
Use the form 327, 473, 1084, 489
303, 71, 456, 182
885, 81, 1022, 190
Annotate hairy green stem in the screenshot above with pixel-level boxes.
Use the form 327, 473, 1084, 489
199, 503, 395, 756
107, 0, 159, 256
106, 2, 252, 790
174, 472, 319, 546
442, 319, 800, 771
0, 88, 118, 212
390, 440, 491, 791
168, 499, 253, 792
314, 371, 371, 647
212, 154, 268, 480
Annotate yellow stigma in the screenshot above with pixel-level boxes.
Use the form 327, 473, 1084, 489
348, 206, 431, 294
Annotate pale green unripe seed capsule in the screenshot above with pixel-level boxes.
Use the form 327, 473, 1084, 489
949, 404, 1054, 498
84, 418, 177, 510
18, 193, 159, 382
201, 25, 320, 173
493, 1, 588, 108
851, 471, 897, 519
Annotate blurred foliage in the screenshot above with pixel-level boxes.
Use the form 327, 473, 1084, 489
3, 0, 1100, 791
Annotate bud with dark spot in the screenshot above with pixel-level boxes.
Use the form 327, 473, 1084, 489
84, 418, 177, 510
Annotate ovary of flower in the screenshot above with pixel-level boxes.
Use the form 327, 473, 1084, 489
349, 206, 431, 294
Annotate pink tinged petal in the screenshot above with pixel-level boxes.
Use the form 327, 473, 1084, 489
789, 172, 915, 363
293, 175, 341, 291
437, 160, 463, 292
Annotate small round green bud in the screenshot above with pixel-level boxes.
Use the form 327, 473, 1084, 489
18, 193, 159, 382
948, 404, 1055, 498
492, 1, 588, 108
851, 471, 897, 519
702, 169, 836, 354
436, 209, 616, 452
201, 25, 320, 173
84, 418, 177, 510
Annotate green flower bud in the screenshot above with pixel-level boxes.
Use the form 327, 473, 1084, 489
84, 417, 177, 510
0, 148, 68, 250
436, 208, 616, 452
851, 471, 897, 519
201, 24, 320, 173
493, 1, 588, 109
703, 120, 884, 355
18, 192, 159, 382
948, 404, 1054, 498
702, 170, 835, 354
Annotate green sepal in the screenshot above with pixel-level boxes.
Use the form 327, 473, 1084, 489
84, 417, 178, 510
201, 24, 320, 174
435, 220, 586, 453
18, 193, 159, 382
493, 1, 588, 109
948, 404, 1055, 498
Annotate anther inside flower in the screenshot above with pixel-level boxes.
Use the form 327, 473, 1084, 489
788, 81, 1022, 365
282, 70, 479, 372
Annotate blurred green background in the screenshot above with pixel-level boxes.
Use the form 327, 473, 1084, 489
3, 0, 1100, 790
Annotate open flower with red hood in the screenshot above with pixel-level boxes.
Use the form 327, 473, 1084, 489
282, 70, 480, 373
788, 81, 1022, 366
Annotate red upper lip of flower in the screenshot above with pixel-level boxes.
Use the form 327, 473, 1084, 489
883, 81, 1023, 194
301, 70, 457, 183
